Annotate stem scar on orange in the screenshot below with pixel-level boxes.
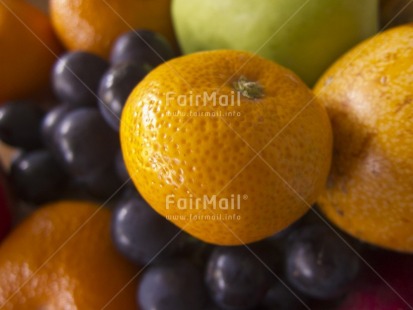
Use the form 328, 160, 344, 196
120, 50, 333, 245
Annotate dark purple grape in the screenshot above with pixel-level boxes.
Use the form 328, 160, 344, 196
0, 101, 44, 150
110, 29, 175, 67
78, 159, 123, 200
260, 278, 309, 310
51, 108, 118, 178
41, 103, 75, 148
9, 149, 68, 204
115, 150, 130, 183
111, 188, 190, 265
285, 225, 360, 300
205, 242, 276, 310
98, 62, 147, 130
137, 258, 208, 310
266, 206, 323, 246
52, 51, 108, 106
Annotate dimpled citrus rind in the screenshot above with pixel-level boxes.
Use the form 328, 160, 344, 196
315, 24, 413, 252
121, 50, 332, 245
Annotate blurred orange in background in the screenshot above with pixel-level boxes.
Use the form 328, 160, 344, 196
0, 0, 61, 103
0, 201, 139, 309
50, 0, 176, 59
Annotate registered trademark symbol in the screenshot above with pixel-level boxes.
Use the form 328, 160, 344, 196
243, 194, 248, 200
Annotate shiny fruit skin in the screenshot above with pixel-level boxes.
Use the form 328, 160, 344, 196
0, 0, 61, 102
0, 201, 139, 309
110, 29, 175, 67
285, 225, 360, 300
172, 0, 378, 86
121, 50, 332, 245
41, 103, 75, 147
9, 149, 68, 204
98, 62, 147, 131
0, 101, 44, 150
50, 0, 175, 59
51, 108, 119, 178
52, 51, 109, 106
137, 258, 207, 310
111, 188, 189, 265
205, 242, 275, 309
314, 24, 413, 252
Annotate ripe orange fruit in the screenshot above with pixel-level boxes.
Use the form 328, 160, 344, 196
121, 50, 332, 245
50, 0, 175, 58
0, 201, 139, 309
314, 24, 413, 252
0, 0, 61, 102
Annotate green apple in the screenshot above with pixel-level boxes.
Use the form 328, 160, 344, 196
172, 0, 378, 86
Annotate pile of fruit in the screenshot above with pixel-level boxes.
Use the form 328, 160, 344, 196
0, 0, 412, 309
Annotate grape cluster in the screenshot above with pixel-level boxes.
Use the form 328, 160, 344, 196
119, 204, 362, 310
0, 29, 175, 204
0, 29, 364, 310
